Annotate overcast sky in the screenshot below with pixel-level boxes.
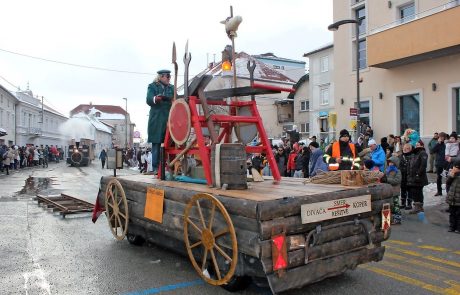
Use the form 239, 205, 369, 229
0, 0, 332, 139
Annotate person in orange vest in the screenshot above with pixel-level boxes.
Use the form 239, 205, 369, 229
324, 129, 361, 170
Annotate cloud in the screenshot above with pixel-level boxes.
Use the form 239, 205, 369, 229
0, 0, 333, 140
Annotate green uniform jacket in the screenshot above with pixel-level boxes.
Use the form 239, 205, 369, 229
146, 82, 174, 143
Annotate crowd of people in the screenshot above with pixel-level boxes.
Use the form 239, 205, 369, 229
248, 127, 460, 233
1, 144, 62, 175
141, 67, 459, 233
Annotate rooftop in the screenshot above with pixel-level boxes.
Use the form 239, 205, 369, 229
70, 104, 127, 118
303, 43, 334, 57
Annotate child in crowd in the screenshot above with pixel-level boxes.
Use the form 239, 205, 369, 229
383, 156, 402, 225
446, 158, 460, 233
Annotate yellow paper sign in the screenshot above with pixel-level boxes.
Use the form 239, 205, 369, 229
144, 187, 164, 223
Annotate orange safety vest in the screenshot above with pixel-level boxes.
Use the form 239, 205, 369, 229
329, 141, 356, 171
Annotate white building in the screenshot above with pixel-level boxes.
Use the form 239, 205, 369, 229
200, 51, 297, 138
0, 84, 18, 146
64, 111, 113, 157
290, 74, 310, 139
69, 104, 134, 148
14, 89, 67, 147
253, 53, 306, 82
303, 43, 336, 142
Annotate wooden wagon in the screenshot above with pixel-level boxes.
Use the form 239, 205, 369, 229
98, 175, 393, 294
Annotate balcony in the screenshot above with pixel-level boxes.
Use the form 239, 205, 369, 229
368, 2, 460, 69
28, 127, 42, 136
278, 114, 293, 124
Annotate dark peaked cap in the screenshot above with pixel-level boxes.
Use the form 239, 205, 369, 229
157, 69, 171, 75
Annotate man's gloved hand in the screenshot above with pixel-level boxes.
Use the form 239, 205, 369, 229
154, 95, 166, 103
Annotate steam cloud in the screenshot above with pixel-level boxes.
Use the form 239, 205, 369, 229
59, 117, 95, 141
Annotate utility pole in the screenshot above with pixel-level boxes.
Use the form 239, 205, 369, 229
41, 96, 44, 137
123, 97, 128, 149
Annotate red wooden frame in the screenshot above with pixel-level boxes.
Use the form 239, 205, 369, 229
161, 96, 281, 186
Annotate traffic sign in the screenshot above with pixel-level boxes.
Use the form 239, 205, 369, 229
350, 108, 359, 116
301, 195, 371, 224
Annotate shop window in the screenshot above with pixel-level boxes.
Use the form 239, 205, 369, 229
399, 93, 420, 133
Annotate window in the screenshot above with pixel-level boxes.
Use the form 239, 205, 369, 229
320, 87, 329, 105
6, 112, 10, 127
355, 100, 370, 127
300, 123, 309, 133
400, 3, 415, 23
300, 100, 309, 111
399, 94, 420, 133
319, 118, 328, 133
320, 56, 329, 72
355, 6, 366, 36
0, 94, 3, 105
358, 39, 367, 69
22, 112, 26, 126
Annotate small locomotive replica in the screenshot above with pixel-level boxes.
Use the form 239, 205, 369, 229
67, 138, 94, 167
96, 9, 393, 294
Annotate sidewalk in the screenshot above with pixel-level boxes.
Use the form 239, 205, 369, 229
0, 161, 61, 177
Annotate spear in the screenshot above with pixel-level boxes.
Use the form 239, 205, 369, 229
172, 42, 178, 101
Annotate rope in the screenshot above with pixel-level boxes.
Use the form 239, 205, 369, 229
303, 170, 383, 185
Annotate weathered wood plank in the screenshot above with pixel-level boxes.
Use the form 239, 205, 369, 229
101, 176, 259, 219
258, 200, 388, 240
261, 231, 386, 273
257, 184, 393, 221
265, 246, 385, 294
127, 207, 261, 257
259, 218, 386, 259
116, 190, 259, 233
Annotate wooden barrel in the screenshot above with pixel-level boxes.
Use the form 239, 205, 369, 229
211, 143, 248, 190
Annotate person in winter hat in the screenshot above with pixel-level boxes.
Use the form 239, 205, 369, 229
399, 143, 414, 209
446, 158, 460, 233
407, 140, 428, 214
383, 156, 402, 224
323, 129, 361, 170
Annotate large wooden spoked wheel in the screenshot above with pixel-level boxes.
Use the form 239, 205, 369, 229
105, 179, 129, 241
184, 193, 238, 286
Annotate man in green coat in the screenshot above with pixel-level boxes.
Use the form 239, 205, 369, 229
146, 69, 174, 173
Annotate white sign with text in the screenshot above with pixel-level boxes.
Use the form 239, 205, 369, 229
301, 195, 372, 224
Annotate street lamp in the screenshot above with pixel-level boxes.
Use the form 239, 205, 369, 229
122, 97, 128, 149
328, 19, 361, 139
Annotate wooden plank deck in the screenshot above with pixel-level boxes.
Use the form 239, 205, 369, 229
116, 174, 354, 202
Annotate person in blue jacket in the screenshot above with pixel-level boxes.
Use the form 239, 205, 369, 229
309, 142, 328, 177
368, 138, 386, 172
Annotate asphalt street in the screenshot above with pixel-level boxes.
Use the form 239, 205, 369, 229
0, 161, 459, 295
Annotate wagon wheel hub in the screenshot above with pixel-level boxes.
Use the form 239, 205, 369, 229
202, 229, 215, 250
112, 204, 119, 215
184, 193, 238, 286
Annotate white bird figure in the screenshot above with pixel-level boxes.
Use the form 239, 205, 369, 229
220, 15, 243, 38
